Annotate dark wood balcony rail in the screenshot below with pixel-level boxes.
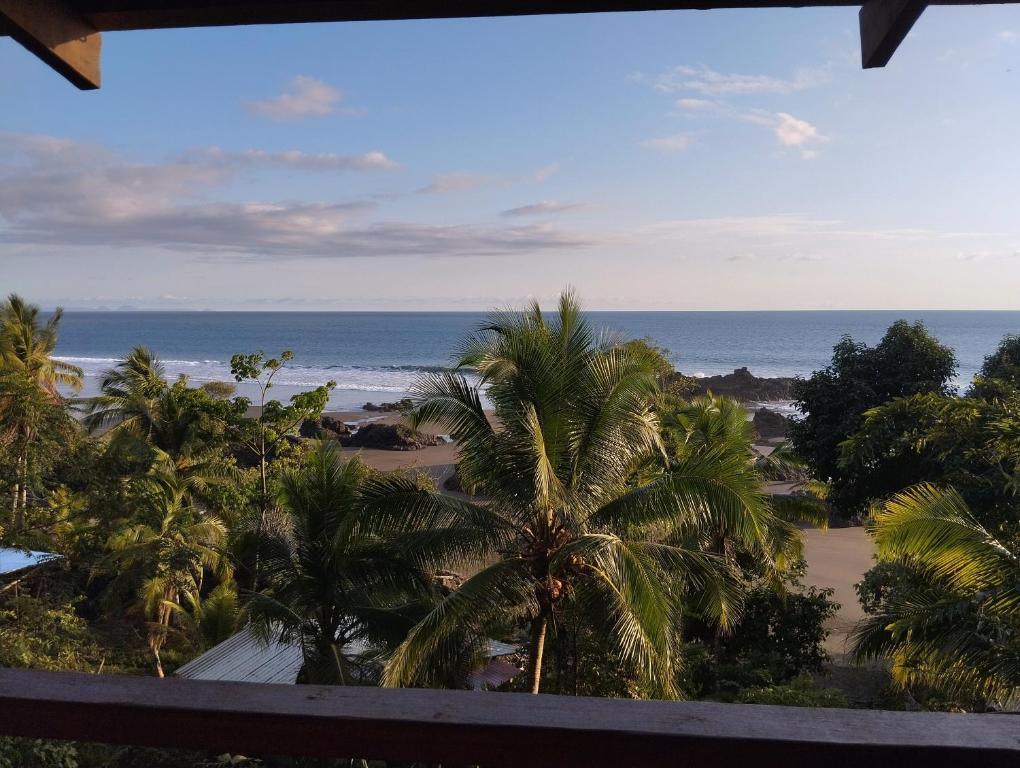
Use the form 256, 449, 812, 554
0, 669, 1017, 767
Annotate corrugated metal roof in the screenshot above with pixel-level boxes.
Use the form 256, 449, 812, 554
176, 626, 520, 687
469, 659, 522, 690
175, 625, 304, 685
0, 548, 61, 577
485, 640, 519, 657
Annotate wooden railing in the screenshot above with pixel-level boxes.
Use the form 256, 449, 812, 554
0, 668, 1016, 767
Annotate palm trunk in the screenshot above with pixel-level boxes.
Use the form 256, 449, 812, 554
10, 454, 21, 527
11, 453, 26, 531
527, 612, 549, 694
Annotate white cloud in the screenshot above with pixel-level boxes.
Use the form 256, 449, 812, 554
0, 134, 599, 260
187, 147, 399, 171
676, 98, 715, 110
247, 76, 346, 120
999, 30, 1017, 44
416, 172, 495, 195
501, 201, 585, 217
774, 112, 819, 147
740, 110, 827, 156
533, 163, 561, 182
640, 134, 693, 153
649, 65, 829, 96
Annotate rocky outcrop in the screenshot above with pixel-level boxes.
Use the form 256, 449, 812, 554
752, 407, 791, 440
340, 423, 441, 451
683, 367, 797, 402
299, 415, 352, 440
363, 399, 413, 413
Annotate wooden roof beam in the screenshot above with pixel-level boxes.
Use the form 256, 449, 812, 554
0, 0, 101, 89
860, 0, 927, 68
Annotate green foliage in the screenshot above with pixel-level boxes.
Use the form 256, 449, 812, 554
249, 442, 433, 684
790, 320, 957, 517
840, 392, 1020, 544
0, 594, 106, 672
735, 674, 848, 708
0, 737, 80, 768
971, 334, 1020, 398
681, 576, 838, 699
850, 485, 1020, 710
364, 292, 772, 697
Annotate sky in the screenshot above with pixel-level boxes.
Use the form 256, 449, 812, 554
3, 5, 1020, 311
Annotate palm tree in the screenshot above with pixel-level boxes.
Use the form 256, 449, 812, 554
249, 441, 435, 685
851, 484, 1019, 708
82, 351, 231, 507
80, 346, 166, 437
361, 293, 765, 696
0, 294, 82, 529
106, 467, 228, 677
658, 394, 816, 583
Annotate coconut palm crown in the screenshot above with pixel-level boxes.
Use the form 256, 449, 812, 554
851, 484, 1019, 708
361, 292, 768, 696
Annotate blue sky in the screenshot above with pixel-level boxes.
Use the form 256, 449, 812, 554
3, 5, 1020, 310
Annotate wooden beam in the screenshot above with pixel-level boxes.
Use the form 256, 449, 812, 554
0, 0, 101, 89
860, 0, 927, 68
0, 669, 1018, 767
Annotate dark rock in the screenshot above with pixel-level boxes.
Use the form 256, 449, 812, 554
752, 407, 791, 440
684, 367, 797, 402
363, 399, 413, 413
299, 416, 352, 440
340, 423, 441, 451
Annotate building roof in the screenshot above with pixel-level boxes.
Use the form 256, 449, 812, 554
175, 625, 305, 685
0, 548, 62, 578
3, 3, 1007, 90
176, 626, 520, 686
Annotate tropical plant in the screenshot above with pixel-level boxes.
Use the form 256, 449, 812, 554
105, 467, 228, 677
840, 392, 1020, 544
0, 295, 82, 530
790, 320, 956, 517
850, 484, 1020, 709
79, 346, 167, 437
361, 293, 769, 696
248, 442, 434, 685
970, 334, 1020, 399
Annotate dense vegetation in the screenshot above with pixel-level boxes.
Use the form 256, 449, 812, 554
1, 292, 1018, 763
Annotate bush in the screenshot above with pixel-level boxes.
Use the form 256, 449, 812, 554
735, 674, 849, 708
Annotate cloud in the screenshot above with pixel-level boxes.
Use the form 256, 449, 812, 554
640, 134, 693, 153
247, 76, 346, 120
676, 98, 716, 110
740, 110, 827, 156
416, 172, 495, 195
774, 112, 819, 147
501, 201, 585, 217
532, 163, 561, 182
648, 65, 829, 96
188, 147, 399, 171
0, 133, 600, 260
999, 30, 1017, 44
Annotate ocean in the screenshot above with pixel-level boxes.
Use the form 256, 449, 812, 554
54, 311, 1020, 411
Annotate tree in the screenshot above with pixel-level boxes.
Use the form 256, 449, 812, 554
0, 295, 83, 530
840, 392, 1020, 544
851, 485, 1019, 709
248, 442, 433, 684
789, 320, 956, 516
229, 351, 335, 512
80, 346, 166, 438
105, 467, 228, 677
361, 293, 764, 696
970, 334, 1020, 399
